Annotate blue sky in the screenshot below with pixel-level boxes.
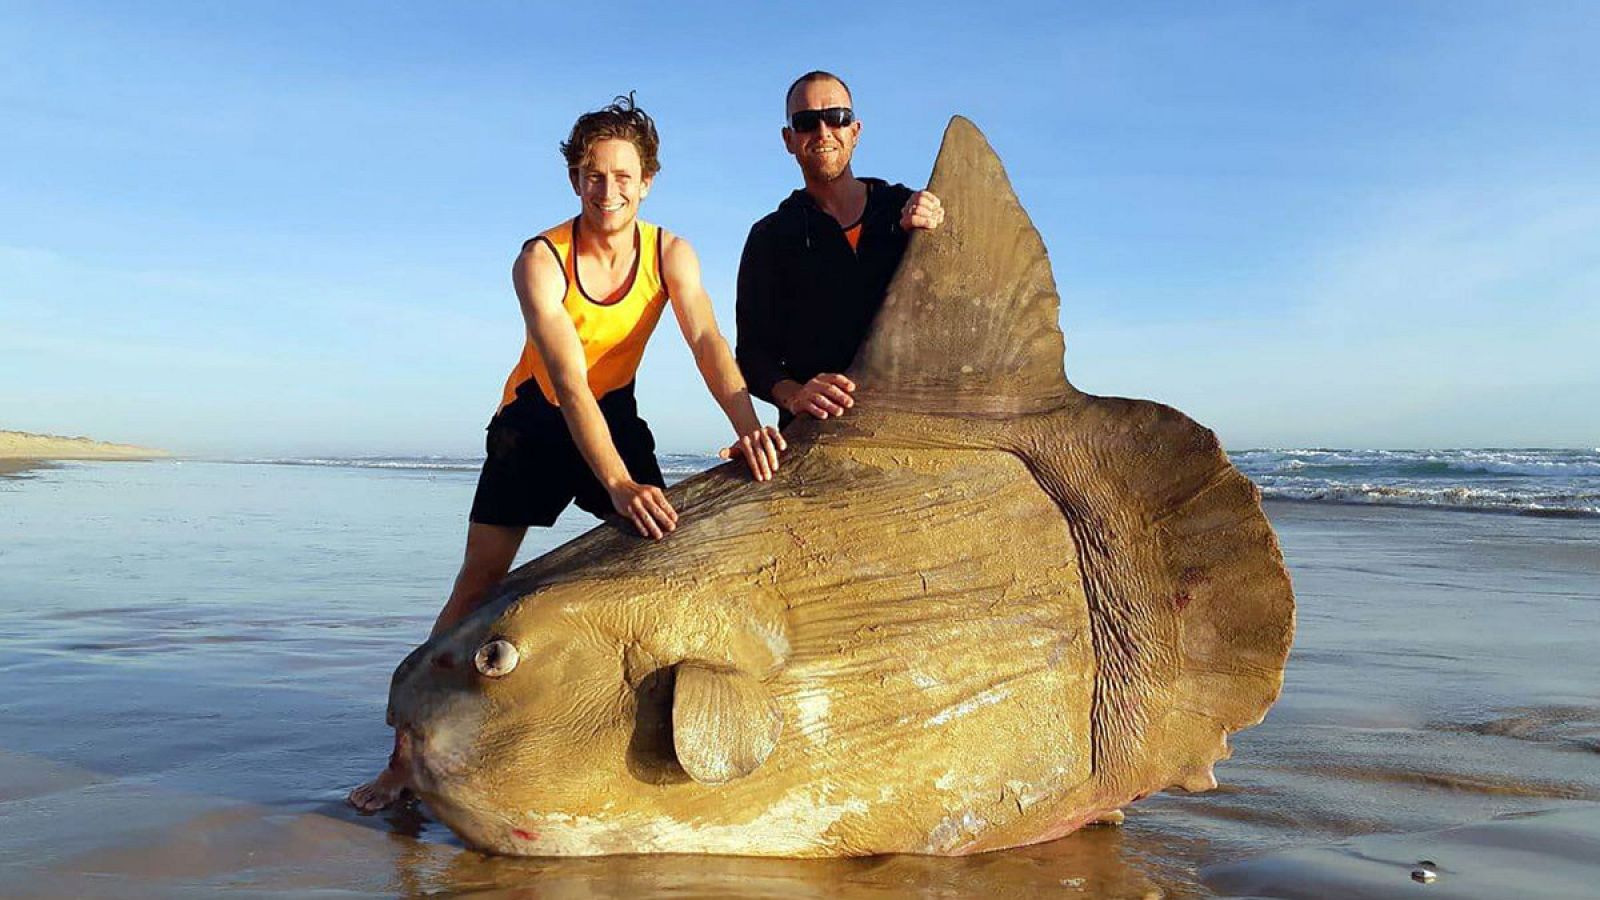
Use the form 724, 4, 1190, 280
2, 1, 1596, 456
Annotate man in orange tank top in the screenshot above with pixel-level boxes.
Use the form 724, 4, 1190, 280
348, 95, 785, 813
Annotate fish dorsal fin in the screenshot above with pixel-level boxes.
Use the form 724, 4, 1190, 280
850, 116, 1071, 416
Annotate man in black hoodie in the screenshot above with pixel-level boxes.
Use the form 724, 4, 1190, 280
736, 71, 944, 427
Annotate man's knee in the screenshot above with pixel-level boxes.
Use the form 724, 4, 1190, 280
464, 523, 524, 562
457, 524, 523, 589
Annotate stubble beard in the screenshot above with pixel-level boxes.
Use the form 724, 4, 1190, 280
803, 150, 852, 185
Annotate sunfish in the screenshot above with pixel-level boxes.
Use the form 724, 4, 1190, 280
386, 116, 1296, 857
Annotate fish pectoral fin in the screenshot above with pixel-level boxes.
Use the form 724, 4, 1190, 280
671, 661, 783, 785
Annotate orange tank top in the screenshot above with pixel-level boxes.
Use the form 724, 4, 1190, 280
498, 217, 670, 410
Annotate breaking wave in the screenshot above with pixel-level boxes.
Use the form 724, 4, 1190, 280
1231, 448, 1600, 517
238, 454, 720, 477
236, 449, 1599, 517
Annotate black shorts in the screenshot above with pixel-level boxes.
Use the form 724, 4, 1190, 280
468, 382, 665, 528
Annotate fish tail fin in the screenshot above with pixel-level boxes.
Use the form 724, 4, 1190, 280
1022, 396, 1295, 797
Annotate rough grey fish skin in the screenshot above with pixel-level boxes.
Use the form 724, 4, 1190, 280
386, 116, 1296, 858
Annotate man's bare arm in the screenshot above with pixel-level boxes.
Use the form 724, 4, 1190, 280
661, 233, 786, 481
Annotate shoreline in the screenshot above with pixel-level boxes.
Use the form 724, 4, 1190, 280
6, 456, 1594, 521
0, 430, 170, 478
0, 458, 57, 478
0, 457, 171, 479
1261, 493, 1600, 519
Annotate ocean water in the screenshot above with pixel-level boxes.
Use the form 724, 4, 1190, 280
241, 447, 1600, 517
1231, 448, 1600, 517
1, 456, 1598, 897
237, 453, 718, 478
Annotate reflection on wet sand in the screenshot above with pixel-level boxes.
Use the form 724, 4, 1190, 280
418, 823, 1192, 899
1205, 805, 1600, 900
1443, 705, 1600, 754
12, 748, 1190, 899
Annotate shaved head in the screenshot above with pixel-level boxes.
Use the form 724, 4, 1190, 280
785, 70, 853, 116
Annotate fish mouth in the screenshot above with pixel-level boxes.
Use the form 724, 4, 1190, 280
392, 707, 481, 794
386, 641, 488, 795
397, 725, 465, 793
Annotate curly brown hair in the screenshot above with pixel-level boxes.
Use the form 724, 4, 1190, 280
560, 92, 661, 177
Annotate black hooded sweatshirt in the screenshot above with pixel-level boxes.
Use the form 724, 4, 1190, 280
735, 177, 914, 427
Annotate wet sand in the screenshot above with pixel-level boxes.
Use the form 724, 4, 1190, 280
0, 461, 1596, 898
1206, 805, 1600, 899
0, 458, 51, 478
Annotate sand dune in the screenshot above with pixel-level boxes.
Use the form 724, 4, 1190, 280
0, 430, 168, 469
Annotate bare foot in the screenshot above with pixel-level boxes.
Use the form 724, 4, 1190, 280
347, 764, 411, 814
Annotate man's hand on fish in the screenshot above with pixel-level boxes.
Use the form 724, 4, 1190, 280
607, 479, 678, 540
720, 424, 788, 481
784, 373, 856, 420
900, 189, 944, 231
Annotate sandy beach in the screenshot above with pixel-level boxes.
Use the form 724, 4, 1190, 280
0, 459, 1596, 898
0, 431, 168, 479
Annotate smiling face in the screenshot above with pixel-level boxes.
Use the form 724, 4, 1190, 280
783, 76, 860, 184
571, 137, 652, 236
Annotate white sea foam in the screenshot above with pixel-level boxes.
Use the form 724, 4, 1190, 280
240, 457, 482, 471
233, 449, 1600, 517
1234, 448, 1600, 516
1232, 448, 1600, 478
235, 454, 719, 476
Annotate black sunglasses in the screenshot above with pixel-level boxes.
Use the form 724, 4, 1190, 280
788, 107, 855, 133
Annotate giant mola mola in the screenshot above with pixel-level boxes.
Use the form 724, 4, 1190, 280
387, 117, 1296, 858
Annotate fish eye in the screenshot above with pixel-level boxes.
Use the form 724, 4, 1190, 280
474, 639, 520, 678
